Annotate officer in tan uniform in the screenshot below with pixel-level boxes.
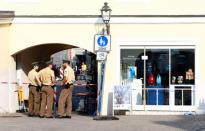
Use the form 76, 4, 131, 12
56, 60, 75, 119
28, 62, 41, 117
38, 60, 55, 118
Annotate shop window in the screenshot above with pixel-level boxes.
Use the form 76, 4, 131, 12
175, 86, 192, 105
121, 49, 144, 81
120, 47, 195, 109
171, 49, 195, 85
121, 49, 144, 106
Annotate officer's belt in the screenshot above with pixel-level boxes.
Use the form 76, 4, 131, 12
42, 84, 51, 87
28, 84, 38, 87
64, 83, 73, 89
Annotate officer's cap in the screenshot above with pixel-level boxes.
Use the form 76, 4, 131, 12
63, 59, 70, 64
31, 62, 39, 67
46, 60, 53, 66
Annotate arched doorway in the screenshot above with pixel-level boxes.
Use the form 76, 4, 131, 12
14, 43, 97, 116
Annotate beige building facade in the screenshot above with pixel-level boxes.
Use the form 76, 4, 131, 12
0, 0, 205, 115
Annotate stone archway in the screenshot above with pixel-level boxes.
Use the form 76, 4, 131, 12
13, 43, 98, 115
15, 43, 76, 75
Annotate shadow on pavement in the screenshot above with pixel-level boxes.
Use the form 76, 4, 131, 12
154, 100, 205, 131
154, 115, 205, 131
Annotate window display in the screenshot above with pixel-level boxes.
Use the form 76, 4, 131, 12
148, 73, 155, 85
171, 49, 195, 85
186, 68, 194, 84
120, 47, 195, 110
121, 49, 144, 80
156, 74, 162, 85
145, 49, 169, 105
121, 49, 144, 107
128, 66, 137, 79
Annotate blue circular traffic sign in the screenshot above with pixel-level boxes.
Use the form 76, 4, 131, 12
97, 36, 108, 47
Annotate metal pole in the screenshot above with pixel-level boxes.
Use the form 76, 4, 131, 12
96, 60, 106, 116
100, 60, 106, 116
182, 89, 184, 106
144, 47, 146, 108
96, 61, 101, 116
157, 89, 158, 105
106, 23, 110, 35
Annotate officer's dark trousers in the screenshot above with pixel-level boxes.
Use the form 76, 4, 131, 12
40, 86, 54, 117
58, 85, 74, 116
28, 86, 40, 116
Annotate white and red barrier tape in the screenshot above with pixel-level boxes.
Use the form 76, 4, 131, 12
74, 84, 96, 86
1, 82, 29, 85
54, 88, 57, 103
59, 66, 64, 80
0, 82, 96, 86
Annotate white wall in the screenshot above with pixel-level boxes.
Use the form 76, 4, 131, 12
0, 24, 18, 113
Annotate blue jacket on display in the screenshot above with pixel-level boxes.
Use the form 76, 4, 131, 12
156, 74, 162, 85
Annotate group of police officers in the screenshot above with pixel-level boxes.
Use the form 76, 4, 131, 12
28, 59, 75, 119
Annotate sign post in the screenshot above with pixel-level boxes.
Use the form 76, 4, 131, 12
95, 34, 110, 116
94, 34, 119, 120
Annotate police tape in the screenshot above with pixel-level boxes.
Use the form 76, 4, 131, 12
0, 82, 96, 86
74, 84, 97, 86
1, 82, 29, 85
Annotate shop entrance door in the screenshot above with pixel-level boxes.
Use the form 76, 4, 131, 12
143, 47, 170, 110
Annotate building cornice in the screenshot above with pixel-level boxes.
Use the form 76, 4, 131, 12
2, 13, 205, 24
0, 11, 15, 24
13, 15, 205, 24
14, 15, 205, 18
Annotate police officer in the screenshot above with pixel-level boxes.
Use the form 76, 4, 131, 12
56, 60, 75, 119
28, 62, 41, 117
38, 60, 55, 118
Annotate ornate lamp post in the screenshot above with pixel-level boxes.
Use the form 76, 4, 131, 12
94, 2, 118, 120
101, 2, 112, 35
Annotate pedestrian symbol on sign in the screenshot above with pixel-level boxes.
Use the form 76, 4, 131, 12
97, 36, 108, 47
95, 34, 111, 52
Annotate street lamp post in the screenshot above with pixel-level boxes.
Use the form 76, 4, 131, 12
101, 2, 112, 35
94, 2, 119, 120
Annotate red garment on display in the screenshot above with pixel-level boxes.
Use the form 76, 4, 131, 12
149, 74, 155, 85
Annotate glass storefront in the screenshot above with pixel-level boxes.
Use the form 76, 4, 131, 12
120, 46, 195, 111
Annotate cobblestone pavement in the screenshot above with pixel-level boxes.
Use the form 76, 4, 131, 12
0, 113, 205, 131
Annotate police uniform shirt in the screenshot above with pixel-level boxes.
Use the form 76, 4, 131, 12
64, 66, 75, 84
38, 67, 55, 86
28, 69, 39, 86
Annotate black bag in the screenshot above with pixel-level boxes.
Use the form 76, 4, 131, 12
64, 84, 70, 89
36, 86, 41, 92
28, 84, 32, 88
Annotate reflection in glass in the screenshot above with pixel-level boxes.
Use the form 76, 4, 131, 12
121, 49, 144, 80
120, 49, 144, 105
